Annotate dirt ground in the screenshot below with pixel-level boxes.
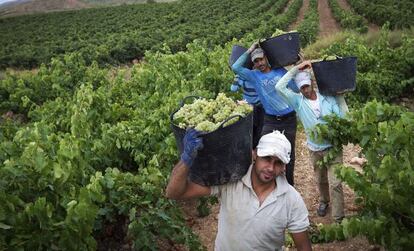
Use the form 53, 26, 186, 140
318, 0, 341, 37
179, 130, 382, 251
289, 0, 310, 30
289, 0, 379, 37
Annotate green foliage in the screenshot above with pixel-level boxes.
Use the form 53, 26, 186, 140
321, 26, 414, 105
0, 53, 105, 115
328, 0, 368, 33
267, 0, 304, 37
0, 32, 248, 249
0, 0, 287, 69
347, 0, 414, 29
313, 101, 414, 250
297, 0, 319, 46
250, 0, 300, 39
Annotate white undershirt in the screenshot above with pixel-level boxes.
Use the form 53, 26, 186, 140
308, 96, 321, 118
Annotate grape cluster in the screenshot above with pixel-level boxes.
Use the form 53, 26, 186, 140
271, 29, 297, 37
173, 93, 253, 132
318, 55, 338, 61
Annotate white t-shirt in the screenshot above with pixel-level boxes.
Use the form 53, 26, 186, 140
210, 165, 309, 251
308, 96, 321, 119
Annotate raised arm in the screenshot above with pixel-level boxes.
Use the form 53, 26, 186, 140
231, 42, 257, 82
165, 129, 211, 200
166, 160, 211, 199
275, 65, 299, 98
276, 61, 312, 105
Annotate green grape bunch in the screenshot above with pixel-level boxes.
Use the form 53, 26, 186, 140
173, 93, 253, 132
271, 29, 297, 37
317, 55, 338, 61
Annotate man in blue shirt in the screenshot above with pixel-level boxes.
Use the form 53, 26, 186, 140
275, 60, 347, 222
230, 74, 264, 148
232, 42, 298, 186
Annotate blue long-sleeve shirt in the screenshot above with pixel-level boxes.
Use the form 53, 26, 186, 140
230, 76, 260, 105
275, 66, 346, 151
232, 52, 297, 116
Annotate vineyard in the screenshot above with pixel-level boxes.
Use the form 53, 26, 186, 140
0, 0, 291, 69
0, 0, 413, 250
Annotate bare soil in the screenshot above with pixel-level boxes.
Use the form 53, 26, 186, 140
289, 0, 310, 30
180, 130, 382, 251
65, 0, 88, 9
318, 0, 341, 37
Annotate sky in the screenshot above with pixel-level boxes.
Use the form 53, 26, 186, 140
0, 0, 19, 5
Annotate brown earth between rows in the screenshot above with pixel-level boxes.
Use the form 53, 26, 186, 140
289, 0, 310, 30
318, 0, 341, 37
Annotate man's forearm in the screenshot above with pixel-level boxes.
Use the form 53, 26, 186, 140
231, 52, 249, 74
276, 65, 299, 97
291, 231, 312, 251
165, 161, 190, 199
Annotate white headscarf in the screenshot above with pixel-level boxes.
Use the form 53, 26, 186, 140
256, 130, 291, 164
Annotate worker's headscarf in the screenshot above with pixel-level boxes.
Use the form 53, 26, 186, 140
256, 130, 291, 164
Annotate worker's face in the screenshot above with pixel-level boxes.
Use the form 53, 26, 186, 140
253, 154, 286, 184
300, 84, 313, 99
253, 57, 270, 72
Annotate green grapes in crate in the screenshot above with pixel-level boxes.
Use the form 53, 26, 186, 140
271, 29, 297, 37
173, 93, 252, 132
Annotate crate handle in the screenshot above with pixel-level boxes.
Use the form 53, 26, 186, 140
218, 114, 244, 129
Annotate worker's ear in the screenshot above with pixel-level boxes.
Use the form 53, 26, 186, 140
252, 149, 258, 162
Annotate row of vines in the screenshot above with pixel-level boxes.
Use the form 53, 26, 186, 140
297, 0, 319, 46
0, 0, 288, 69
346, 0, 413, 29
328, 0, 368, 33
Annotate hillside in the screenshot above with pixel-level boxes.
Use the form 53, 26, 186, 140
0, 0, 290, 69
0, 0, 175, 17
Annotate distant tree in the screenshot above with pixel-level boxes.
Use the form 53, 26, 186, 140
146, 0, 156, 3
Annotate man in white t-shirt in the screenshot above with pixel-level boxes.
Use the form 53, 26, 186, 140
166, 130, 312, 251
275, 60, 348, 222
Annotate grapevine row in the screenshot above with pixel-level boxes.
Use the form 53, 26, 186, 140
328, 0, 368, 33
296, 0, 319, 46
0, 0, 288, 69
346, 0, 413, 29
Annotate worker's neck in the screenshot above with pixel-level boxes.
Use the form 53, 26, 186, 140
261, 67, 271, 73
251, 172, 276, 198
305, 90, 317, 100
